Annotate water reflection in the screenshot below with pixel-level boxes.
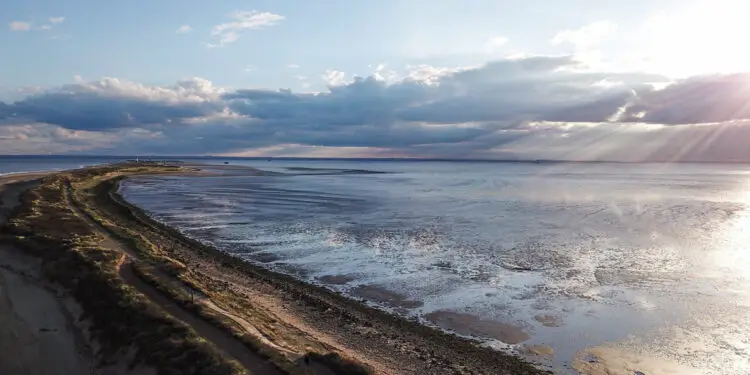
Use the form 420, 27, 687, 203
122, 161, 750, 374
574, 181, 750, 374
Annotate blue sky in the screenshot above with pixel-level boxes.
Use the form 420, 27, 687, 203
2, 0, 750, 160
1, 0, 686, 91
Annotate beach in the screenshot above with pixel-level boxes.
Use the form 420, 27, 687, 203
120, 160, 750, 374
3, 160, 749, 374
0, 172, 98, 375
0, 164, 548, 374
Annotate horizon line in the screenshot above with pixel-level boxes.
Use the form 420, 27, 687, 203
3, 154, 750, 164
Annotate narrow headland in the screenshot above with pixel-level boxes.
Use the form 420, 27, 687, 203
0, 162, 550, 375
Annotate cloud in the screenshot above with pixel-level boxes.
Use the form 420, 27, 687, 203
0, 122, 145, 154
371, 63, 399, 83
3, 55, 750, 160
621, 73, 750, 124
175, 24, 193, 34
11, 17, 65, 32
551, 21, 616, 49
9, 21, 31, 31
287, 64, 301, 69
405, 64, 473, 85
208, 10, 284, 47
6, 77, 223, 131
485, 36, 509, 51
321, 70, 348, 86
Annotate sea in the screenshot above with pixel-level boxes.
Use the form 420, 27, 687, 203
3, 156, 750, 374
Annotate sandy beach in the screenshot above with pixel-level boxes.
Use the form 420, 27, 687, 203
0, 172, 96, 375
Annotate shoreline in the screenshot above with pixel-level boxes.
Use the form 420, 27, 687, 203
1, 164, 550, 374
105, 173, 549, 374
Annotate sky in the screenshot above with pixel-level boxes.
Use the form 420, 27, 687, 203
2, 0, 750, 161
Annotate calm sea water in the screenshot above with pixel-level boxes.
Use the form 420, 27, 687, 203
121, 160, 750, 374
3, 157, 749, 373
0, 156, 115, 175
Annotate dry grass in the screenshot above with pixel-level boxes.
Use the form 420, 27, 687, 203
3, 170, 247, 375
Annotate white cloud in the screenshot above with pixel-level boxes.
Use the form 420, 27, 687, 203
9, 21, 31, 31
175, 24, 193, 34
406, 64, 472, 85
243, 65, 255, 73
371, 63, 399, 83
551, 21, 616, 49
209, 10, 284, 47
321, 70, 347, 86
485, 36, 509, 51
5, 56, 749, 160
207, 32, 239, 48
287, 64, 300, 69
12, 17, 65, 32
591, 78, 624, 88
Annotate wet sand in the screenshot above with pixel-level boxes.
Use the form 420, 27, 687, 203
526, 345, 555, 357
424, 310, 530, 345
534, 314, 564, 328
351, 284, 424, 308
572, 345, 700, 375
317, 274, 357, 285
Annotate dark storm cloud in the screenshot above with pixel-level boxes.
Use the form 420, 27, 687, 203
4, 78, 222, 131
11, 92, 219, 131
0, 102, 11, 119
222, 57, 651, 131
3, 56, 750, 157
622, 73, 750, 124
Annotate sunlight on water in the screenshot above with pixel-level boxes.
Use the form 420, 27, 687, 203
715, 187, 750, 281
121, 161, 750, 374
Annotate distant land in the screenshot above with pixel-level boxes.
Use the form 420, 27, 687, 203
2, 154, 750, 164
